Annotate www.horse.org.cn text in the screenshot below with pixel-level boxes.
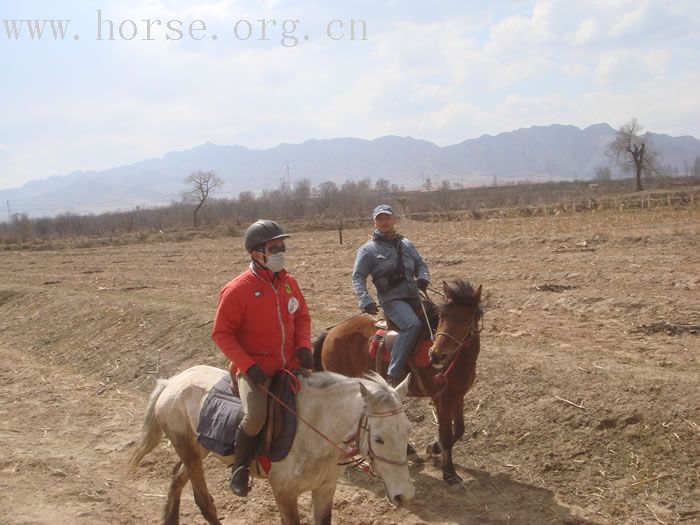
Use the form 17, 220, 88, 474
1, 10, 369, 47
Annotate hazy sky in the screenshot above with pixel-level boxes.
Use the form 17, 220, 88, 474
1, 0, 699, 190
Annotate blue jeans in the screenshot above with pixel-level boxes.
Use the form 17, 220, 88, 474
381, 299, 422, 380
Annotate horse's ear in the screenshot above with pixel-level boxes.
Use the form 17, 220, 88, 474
442, 280, 449, 297
475, 284, 482, 302
395, 373, 410, 401
359, 382, 371, 402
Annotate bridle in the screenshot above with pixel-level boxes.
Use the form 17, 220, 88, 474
433, 313, 480, 351
343, 405, 408, 470
430, 310, 483, 391
435, 314, 481, 355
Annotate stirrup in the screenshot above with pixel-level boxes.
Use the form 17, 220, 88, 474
230, 465, 251, 497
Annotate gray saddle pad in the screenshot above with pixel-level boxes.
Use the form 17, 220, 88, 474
196, 372, 298, 461
197, 374, 243, 456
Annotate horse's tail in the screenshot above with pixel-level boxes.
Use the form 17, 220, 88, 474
127, 378, 168, 474
312, 331, 328, 371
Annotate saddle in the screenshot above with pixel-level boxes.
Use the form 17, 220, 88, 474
372, 297, 436, 371
196, 371, 298, 471
369, 329, 432, 370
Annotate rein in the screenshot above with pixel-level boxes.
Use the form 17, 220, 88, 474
259, 376, 407, 473
324, 311, 367, 331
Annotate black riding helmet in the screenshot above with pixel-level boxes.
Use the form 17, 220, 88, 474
244, 219, 290, 252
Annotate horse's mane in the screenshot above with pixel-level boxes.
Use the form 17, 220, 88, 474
303, 371, 399, 407
440, 279, 483, 316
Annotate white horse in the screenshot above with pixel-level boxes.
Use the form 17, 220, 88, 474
128, 365, 414, 525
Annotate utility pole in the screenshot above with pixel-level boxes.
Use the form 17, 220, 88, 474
286, 162, 291, 188
6, 200, 9, 222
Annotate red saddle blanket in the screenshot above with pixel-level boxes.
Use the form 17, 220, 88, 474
368, 329, 432, 368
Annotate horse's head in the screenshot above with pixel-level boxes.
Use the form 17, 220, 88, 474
359, 374, 415, 507
429, 280, 483, 368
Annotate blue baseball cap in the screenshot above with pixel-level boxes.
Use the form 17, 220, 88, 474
372, 204, 394, 220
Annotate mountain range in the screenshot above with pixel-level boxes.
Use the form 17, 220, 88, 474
3, 123, 699, 218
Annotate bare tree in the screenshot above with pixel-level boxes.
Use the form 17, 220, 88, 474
316, 181, 338, 213
375, 178, 390, 200
396, 197, 408, 216
593, 165, 612, 182
437, 179, 452, 208
183, 170, 224, 228
607, 118, 658, 192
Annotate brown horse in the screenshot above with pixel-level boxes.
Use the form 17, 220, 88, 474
313, 280, 483, 484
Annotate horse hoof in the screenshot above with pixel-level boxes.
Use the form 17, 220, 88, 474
425, 441, 441, 455
407, 444, 423, 463
443, 472, 463, 485
408, 451, 424, 465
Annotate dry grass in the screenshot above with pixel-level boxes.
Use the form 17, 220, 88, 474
0, 204, 698, 524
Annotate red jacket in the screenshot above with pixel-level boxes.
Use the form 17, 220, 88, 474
212, 263, 311, 377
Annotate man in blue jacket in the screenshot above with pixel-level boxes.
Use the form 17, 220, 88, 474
352, 204, 430, 386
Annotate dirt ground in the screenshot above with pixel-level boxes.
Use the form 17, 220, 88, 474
1, 204, 698, 524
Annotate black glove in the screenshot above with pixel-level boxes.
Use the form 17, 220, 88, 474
416, 278, 429, 292
364, 302, 379, 315
245, 364, 268, 386
297, 347, 314, 370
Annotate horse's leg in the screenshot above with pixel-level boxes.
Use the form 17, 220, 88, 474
436, 402, 462, 484
163, 460, 189, 525
272, 488, 301, 525
452, 395, 465, 442
426, 398, 442, 455
311, 482, 337, 525
171, 436, 221, 525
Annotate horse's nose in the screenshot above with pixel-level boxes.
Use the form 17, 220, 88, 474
392, 494, 405, 507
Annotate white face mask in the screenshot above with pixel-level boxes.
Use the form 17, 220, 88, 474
265, 252, 286, 273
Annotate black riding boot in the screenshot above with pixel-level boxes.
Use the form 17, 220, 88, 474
230, 427, 257, 497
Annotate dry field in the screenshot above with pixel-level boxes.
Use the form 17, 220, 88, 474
1, 205, 698, 524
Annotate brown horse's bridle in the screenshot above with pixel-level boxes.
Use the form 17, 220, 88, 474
433, 313, 481, 356
430, 313, 482, 394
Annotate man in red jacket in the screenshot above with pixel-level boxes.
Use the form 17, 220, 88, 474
212, 219, 313, 497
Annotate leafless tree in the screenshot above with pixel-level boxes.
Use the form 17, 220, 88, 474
375, 178, 390, 200
593, 166, 612, 182
316, 181, 338, 213
183, 170, 224, 227
607, 118, 659, 192
437, 179, 452, 207
396, 197, 408, 216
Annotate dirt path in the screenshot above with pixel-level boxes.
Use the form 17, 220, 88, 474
1, 206, 698, 524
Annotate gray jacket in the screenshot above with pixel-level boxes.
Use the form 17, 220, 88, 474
352, 233, 430, 309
